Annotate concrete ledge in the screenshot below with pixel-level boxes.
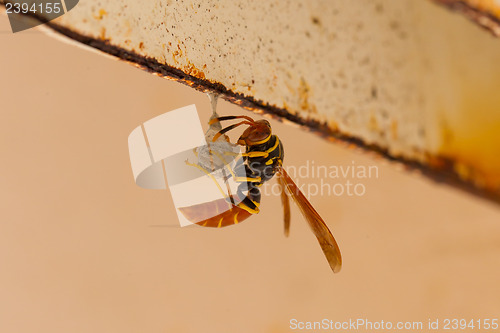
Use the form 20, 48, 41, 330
2, 0, 500, 203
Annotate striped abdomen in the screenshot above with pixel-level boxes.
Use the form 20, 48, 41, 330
178, 193, 258, 228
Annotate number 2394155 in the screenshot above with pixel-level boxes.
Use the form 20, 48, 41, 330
443, 319, 498, 330
5, 2, 62, 15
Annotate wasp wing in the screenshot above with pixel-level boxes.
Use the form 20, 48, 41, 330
277, 172, 291, 237
277, 167, 342, 273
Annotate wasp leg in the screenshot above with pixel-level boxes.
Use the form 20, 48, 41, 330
233, 176, 262, 183
208, 150, 236, 176
265, 157, 277, 165
241, 151, 269, 158
229, 164, 262, 214
209, 151, 263, 183
235, 185, 261, 214
184, 159, 229, 200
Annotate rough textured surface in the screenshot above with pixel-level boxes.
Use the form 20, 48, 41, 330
3, 0, 500, 202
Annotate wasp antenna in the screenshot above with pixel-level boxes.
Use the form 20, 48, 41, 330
212, 132, 222, 142
208, 118, 220, 125
212, 121, 254, 142
209, 115, 255, 125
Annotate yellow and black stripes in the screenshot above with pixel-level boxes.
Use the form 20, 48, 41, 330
235, 187, 261, 214
194, 117, 285, 226
228, 134, 284, 216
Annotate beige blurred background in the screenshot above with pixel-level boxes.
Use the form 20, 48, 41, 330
1, 12, 500, 333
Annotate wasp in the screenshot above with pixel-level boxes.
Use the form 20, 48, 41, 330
179, 115, 342, 274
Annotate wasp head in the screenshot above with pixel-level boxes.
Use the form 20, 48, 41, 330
238, 120, 272, 146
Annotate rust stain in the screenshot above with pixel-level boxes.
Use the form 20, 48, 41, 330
298, 78, 317, 114
183, 61, 206, 80
435, 69, 500, 194
93, 9, 108, 20
438, 124, 500, 192
170, 44, 207, 80
239, 81, 255, 94
172, 44, 183, 64
368, 113, 379, 132
99, 27, 107, 40
391, 120, 398, 140
328, 120, 340, 132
